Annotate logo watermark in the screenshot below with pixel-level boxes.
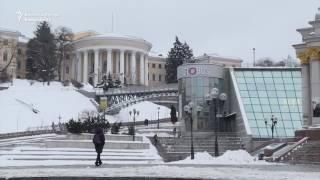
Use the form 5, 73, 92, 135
16, 10, 59, 22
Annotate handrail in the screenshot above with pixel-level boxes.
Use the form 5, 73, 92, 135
267, 137, 309, 162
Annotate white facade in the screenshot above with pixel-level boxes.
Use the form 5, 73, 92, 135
69, 33, 152, 86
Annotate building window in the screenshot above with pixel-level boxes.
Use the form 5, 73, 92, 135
17, 61, 21, 70
3, 51, 8, 61
159, 75, 162, 81
152, 74, 156, 81
66, 54, 70, 60
66, 66, 69, 74
152, 64, 155, 68
159, 64, 162, 69
3, 39, 8, 45
18, 49, 22, 55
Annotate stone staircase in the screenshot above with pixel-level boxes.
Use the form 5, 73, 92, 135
0, 133, 162, 167
152, 132, 243, 162
288, 140, 320, 164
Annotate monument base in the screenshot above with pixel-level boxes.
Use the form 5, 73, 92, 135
295, 127, 320, 140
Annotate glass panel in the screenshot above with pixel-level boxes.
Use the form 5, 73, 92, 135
250, 98, 260, 104
255, 77, 264, 83
237, 84, 247, 90
282, 71, 292, 77
275, 84, 285, 90
258, 91, 268, 97
256, 84, 266, 90
236, 77, 246, 83
261, 105, 271, 112
266, 84, 276, 91
244, 71, 254, 77
274, 78, 284, 84
246, 77, 254, 83
240, 90, 249, 97
243, 98, 251, 104
253, 71, 263, 77
292, 71, 301, 77
247, 84, 256, 90
272, 71, 282, 77
267, 91, 277, 97
263, 71, 272, 77
253, 105, 262, 112
264, 77, 273, 84
283, 78, 293, 84
260, 98, 269, 104
244, 105, 253, 112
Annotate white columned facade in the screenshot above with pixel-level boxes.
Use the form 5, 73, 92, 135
107, 49, 112, 75
120, 49, 125, 83
115, 51, 119, 74
139, 53, 145, 85
144, 55, 149, 86
76, 51, 82, 81
94, 49, 99, 86
83, 50, 88, 83
131, 51, 136, 84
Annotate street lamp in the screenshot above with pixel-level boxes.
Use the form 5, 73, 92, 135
265, 115, 278, 139
157, 107, 160, 129
205, 87, 227, 157
129, 108, 139, 141
184, 101, 194, 160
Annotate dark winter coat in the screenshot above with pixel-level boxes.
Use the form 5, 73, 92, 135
93, 127, 105, 153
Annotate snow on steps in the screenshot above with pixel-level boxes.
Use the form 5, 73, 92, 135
0, 134, 162, 166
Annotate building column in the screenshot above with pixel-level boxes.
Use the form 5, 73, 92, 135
144, 55, 149, 86
308, 48, 320, 126
120, 49, 125, 83
76, 51, 82, 82
116, 50, 119, 75
107, 49, 112, 76
139, 53, 145, 85
83, 50, 88, 83
94, 49, 99, 86
131, 51, 136, 84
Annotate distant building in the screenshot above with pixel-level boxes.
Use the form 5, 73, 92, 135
196, 53, 243, 67
148, 52, 166, 86
0, 28, 29, 80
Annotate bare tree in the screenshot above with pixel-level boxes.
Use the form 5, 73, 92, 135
55, 27, 74, 81
0, 39, 17, 73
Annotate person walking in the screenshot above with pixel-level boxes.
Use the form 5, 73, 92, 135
92, 127, 105, 166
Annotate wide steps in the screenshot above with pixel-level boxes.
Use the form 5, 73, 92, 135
288, 140, 320, 164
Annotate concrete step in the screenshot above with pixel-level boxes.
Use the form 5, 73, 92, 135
63, 134, 143, 142
45, 140, 149, 149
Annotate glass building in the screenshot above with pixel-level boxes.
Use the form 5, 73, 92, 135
177, 63, 225, 131
231, 68, 302, 138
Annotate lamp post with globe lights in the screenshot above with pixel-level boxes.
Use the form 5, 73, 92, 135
205, 87, 227, 157
129, 108, 139, 141
265, 115, 278, 139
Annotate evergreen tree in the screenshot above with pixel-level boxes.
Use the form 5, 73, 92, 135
27, 21, 57, 85
165, 36, 194, 83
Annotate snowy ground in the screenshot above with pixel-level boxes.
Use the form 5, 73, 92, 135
0, 80, 96, 133
0, 79, 171, 133
0, 164, 320, 180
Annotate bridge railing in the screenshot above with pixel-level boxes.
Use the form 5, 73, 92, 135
95, 84, 178, 96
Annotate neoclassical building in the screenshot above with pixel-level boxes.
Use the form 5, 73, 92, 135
293, 9, 320, 127
65, 31, 156, 86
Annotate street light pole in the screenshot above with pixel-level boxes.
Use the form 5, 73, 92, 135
206, 88, 227, 157
265, 115, 277, 139
184, 102, 194, 160
129, 108, 139, 141
157, 107, 160, 129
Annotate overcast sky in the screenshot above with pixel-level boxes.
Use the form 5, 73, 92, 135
1, 0, 319, 63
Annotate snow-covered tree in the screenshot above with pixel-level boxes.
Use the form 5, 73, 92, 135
165, 36, 194, 83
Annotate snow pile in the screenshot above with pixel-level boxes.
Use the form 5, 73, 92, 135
112, 101, 171, 123
172, 150, 269, 165
0, 79, 96, 133
80, 83, 95, 92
